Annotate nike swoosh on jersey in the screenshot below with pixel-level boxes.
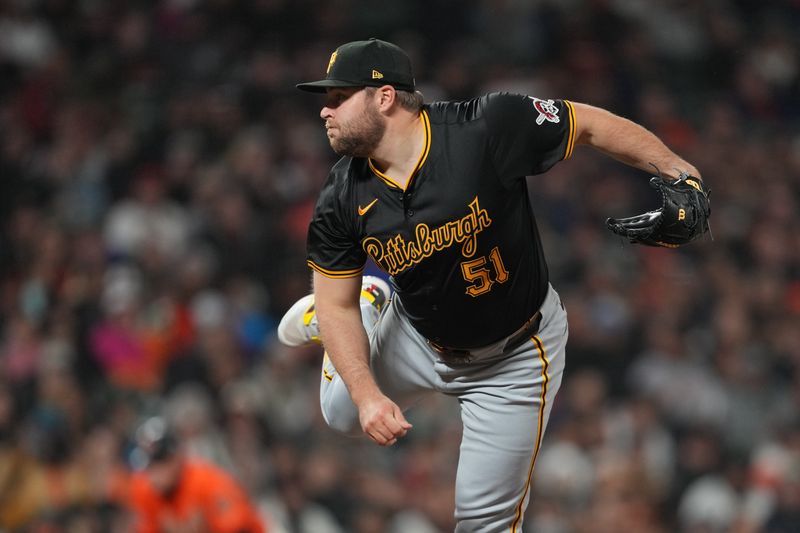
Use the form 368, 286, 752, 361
358, 198, 378, 216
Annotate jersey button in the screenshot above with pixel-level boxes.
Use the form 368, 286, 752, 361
406, 209, 414, 217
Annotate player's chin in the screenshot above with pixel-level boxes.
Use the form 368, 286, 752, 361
327, 133, 344, 151
330, 144, 348, 156
331, 142, 361, 158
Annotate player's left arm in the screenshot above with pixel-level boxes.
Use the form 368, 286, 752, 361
571, 102, 701, 180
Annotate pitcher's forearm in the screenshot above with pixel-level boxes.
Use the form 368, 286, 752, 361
316, 302, 382, 406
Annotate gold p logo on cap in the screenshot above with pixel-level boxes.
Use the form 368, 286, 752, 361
327, 51, 338, 74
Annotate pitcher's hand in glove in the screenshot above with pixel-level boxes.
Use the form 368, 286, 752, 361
606, 172, 711, 247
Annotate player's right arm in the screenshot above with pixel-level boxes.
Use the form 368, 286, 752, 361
313, 272, 412, 446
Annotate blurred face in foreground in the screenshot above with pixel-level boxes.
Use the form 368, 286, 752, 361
146, 454, 183, 496
320, 87, 386, 157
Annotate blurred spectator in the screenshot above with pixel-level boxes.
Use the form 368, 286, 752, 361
89, 264, 192, 391
129, 417, 267, 533
104, 165, 193, 264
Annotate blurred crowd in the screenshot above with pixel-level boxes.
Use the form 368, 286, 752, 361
0, 0, 799, 532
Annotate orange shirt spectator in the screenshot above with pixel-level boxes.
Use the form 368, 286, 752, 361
130, 457, 265, 533
129, 418, 265, 533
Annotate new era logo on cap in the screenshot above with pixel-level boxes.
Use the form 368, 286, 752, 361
297, 38, 415, 93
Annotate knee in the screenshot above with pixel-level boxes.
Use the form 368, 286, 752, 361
320, 402, 362, 437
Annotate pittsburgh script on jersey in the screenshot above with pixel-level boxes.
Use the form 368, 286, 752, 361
362, 197, 492, 276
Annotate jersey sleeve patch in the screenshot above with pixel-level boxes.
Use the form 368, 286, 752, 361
528, 97, 561, 125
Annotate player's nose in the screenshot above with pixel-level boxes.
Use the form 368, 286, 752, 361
320, 107, 333, 120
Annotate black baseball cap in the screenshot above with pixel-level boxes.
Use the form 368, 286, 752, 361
296, 38, 415, 93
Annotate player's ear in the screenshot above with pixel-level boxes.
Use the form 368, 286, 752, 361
374, 85, 396, 112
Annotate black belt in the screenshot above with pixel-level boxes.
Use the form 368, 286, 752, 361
427, 310, 542, 363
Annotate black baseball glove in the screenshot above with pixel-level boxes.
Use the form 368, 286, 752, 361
606, 173, 711, 247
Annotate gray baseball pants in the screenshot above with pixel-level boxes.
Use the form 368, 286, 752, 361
319, 284, 568, 533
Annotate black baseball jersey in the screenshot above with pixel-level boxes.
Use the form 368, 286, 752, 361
307, 92, 576, 348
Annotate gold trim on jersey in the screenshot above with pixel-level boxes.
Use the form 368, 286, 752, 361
368, 109, 431, 191
307, 260, 365, 279
563, 100, 576, 160
510, 335, 550, 533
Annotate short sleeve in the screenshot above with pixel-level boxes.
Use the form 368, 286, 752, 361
485, 92, 576, 186
306, 174, 367, 278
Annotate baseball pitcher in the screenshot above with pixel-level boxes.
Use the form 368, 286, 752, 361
278, 38, 710, 532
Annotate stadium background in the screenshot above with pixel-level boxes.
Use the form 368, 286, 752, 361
0, 0, 799, 531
